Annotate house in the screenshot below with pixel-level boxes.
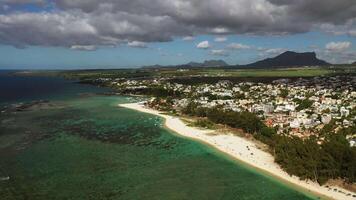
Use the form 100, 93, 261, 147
321, 114, 332, 124
340, 107, 350, 117
290, 119, 301, 128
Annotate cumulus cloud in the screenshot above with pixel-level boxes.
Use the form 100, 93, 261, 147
210, 49, 229, 56
348, 30, 356, 37
336, 51, 356, 64
0, 0, 355, 49
325, 41, 351, 52
268, 0, 356, 24
319, 19, 356, 37
227, 43, 250, 50
128, 41, 148, 48
196, 41, 210, 49
0, 12, 100, 48
0, 11, 190, 48
214, 37, 227, 42
318, 49, 356, 64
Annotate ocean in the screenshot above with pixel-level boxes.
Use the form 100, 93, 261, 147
0, 72, 317, 200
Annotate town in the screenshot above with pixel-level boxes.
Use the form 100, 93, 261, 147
96, 74, 356, 146
69, 67, 356, 186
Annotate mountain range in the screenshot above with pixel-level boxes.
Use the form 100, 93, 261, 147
142, 60, 228, 69
143, 51, 331, 69
182, 60, 228, 68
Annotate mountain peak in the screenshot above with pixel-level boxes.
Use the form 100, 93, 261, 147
245, 51, 329, 68
279, 51, 316, 57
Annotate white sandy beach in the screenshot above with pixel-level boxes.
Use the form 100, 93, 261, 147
120, 102, 356, 200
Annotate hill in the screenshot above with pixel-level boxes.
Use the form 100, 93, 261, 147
183, 60, 228, 68
143, 60, 228, 69
241, 51, 330, 68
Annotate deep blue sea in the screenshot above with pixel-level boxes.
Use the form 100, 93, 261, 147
0, 70, 110, 105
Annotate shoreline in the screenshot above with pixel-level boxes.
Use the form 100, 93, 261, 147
119, 102, 356, 200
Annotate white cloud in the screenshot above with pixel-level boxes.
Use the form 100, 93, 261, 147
70, 45, 96, 51
182, 36, 194, 41
0, 0, 355, 50
227, 43, 250, 50
196, 40, 210, 49
348, 30, 356, 37
265, 48, 285, 54
257, 48, 286, 57
325, 41, 351, 52
319, 21, 356, 38
211, 27, 230, 34
210, 49, 229, 56
318, 49, 356, 64
214, 37, 227, 42
127, 41, 147, 48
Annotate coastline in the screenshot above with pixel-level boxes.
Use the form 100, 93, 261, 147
119, 102, 356, 200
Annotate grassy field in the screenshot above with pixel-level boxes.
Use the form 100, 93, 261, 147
195, 68, 333, 77
16, 66, 355, 81
158, 66, 352, 78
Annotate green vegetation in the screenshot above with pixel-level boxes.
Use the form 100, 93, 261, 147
320, 120, 337, 136
295, 99, 314, 111
162, 68, 333, 78
182, 102, 276, 137
273, 130, 356, 185
47, 67, 353, 84
280, 88, 289, 98
213, 68, 332, 77
182, 102, 356, 185
193, 119, 215, 129
61, 69, 156, 80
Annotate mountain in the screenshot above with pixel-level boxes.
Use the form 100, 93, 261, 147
202, 60, 228, 67
183, 60, 228, 68
242, 51, 330, 68
142, 51, 330, 69
143, 60, 228, 69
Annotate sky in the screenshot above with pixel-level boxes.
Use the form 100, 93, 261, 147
0, 0, 355, 69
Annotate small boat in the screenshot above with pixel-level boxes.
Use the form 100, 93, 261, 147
0, 176, 10, 181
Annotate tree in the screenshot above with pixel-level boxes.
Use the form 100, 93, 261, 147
296, 99, 313, 111
260, 126, 276, 138
280, 88, 289, 98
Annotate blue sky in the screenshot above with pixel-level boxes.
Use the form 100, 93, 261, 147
0, 0, 355, 69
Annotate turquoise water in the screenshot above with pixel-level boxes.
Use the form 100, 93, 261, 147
0, 76, 318, 200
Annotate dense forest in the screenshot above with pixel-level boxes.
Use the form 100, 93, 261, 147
182, 102, 356, 185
